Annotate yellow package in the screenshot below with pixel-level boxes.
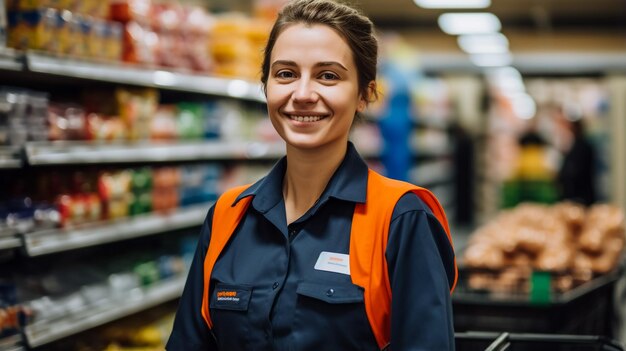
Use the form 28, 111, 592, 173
87, 18, 106, 59
9, 9, 61, 53
104, 21, 123, 61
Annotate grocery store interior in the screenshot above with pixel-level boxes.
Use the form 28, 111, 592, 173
1, 0, 626, 350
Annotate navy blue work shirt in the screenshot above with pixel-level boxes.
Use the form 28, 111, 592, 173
167, 142, 456, 350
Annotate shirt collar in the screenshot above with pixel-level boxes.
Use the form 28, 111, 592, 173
233, 142, 369, 212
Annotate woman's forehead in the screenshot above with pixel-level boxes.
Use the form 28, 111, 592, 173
271, 23, 354, 66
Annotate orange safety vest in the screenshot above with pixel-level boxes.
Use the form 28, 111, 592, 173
201, 169, 457, 350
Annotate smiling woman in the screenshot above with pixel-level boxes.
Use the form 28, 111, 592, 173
166, 1, 457, 350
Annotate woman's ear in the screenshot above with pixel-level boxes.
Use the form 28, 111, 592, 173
357, 80, 377, 112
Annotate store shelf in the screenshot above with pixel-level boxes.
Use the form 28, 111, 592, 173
0, 48, 24, 71
0, 147, 22, 169
24, 140, 286, 165
0, 235, 21, 251
24, 276, 185, 348
22, 203, 210, 257
0, 334, 24, 351
25, 52, 266, 102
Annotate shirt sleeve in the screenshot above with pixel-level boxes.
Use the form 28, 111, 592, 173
166, 206, 218, 351
385, 192, 456, 351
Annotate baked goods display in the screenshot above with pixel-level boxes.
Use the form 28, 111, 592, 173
463, 202, 625, 294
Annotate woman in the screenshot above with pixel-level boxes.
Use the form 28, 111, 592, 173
166, 0, 457, 349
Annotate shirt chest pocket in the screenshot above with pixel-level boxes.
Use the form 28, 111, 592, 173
292, 281, 379, 350
209, 283, 255, 348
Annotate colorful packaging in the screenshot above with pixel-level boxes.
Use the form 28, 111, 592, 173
176, 103, 203, 140
104, 21, 122, 61
116, 88, 158, 140
7, 8, 61, 52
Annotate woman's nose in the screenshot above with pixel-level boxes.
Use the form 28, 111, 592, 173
293, 79, 318, 103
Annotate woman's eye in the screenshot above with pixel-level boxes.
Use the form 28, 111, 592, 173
320, 72, 339, 80
276, 71, 295, 79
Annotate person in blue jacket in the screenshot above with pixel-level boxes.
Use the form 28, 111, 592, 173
166, 0, 456, 349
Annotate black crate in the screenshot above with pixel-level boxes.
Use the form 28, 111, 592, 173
455, 332, 625, 351
453, 268, 620, 337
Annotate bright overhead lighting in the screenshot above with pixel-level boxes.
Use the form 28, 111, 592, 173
438, 13, 501, 35
458, 33, 508, 54
470, 53, 512, 67
414, 0, 490, 9
508, 93, 536, 120
485, 66, 525, 93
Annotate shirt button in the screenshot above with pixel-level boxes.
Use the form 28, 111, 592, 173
272, 282, 280, 290
326, 288, 334, 297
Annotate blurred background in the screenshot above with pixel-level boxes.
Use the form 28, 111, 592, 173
0, 0, 625, 350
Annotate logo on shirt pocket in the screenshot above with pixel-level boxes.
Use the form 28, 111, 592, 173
210, 284, 252, 311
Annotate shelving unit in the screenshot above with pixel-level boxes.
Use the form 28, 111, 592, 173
0, 235, 21, 251
0, 48, 23, 71
23, 276, 186, 348
0, 335, 25, 351
22, 202, 210, 256
0, 49, 280, 347
0, 147, 22, 169
1, 52, 264, 103
25, 140, 285, 165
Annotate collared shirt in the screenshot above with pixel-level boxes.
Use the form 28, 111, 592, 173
167, 142, 455, 350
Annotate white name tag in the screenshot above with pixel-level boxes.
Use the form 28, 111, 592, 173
314, 251, 350, 276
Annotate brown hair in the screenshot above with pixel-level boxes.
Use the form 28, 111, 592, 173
260, 0, 378, 104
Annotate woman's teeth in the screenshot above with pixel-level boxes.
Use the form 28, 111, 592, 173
290, 115, 324, 122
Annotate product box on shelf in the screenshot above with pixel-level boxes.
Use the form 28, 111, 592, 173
0, 283, 31, 338
115, 87, 158, 140
0, 87, 50, 145
151, 166, 179, 213
179, 164, 222, 206
6, 8, 60, 52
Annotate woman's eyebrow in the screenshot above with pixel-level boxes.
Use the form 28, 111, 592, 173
316, 61, 348, 71
271, 60, 348, 71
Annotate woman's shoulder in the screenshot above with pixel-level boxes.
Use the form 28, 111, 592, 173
391, 191, 434, 221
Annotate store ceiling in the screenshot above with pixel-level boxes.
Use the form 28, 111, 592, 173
361, 0, 626, 32
209, 0, 626, 73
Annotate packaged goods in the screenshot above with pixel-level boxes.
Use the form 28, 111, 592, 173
98, 170, 132, 220
0, 283, 31, 338
104, 21, 123, 61
86, 113, 127, 141
48, 103, 87, 140
109, 0, 152, 25
463, 202, 626, 294
7, 8, 60, 52
150, 105, 177, 140
176, 103, 203, 140
115, 88, 158, 140
121, 21, 157, 64
151, 166, 179, 213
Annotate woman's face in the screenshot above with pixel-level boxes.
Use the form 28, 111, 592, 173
266, 23, 366, 151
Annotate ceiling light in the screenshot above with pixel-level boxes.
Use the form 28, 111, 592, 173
508, 93, 536, 120
414, 0, 490, 9
458, 33, 508, 54
438, 13, 501, 35
470, 53, 512, 67
485, 66, 525, 93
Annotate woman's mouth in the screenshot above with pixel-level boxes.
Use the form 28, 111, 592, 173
287, 114, 329, 122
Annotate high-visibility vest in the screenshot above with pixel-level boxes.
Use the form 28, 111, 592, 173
200, 169, 457, 350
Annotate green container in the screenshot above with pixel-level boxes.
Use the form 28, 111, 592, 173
530, 270, 552, 305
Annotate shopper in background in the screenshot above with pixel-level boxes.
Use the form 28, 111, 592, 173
557, 118, 597, 206
166, 0, 456, 350
450, 121, 475, 226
